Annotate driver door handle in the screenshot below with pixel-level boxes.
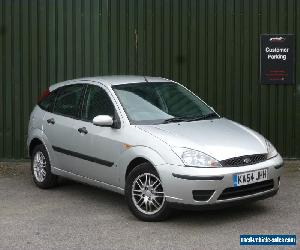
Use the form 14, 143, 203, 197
78, 127, 88, 134
47, 118, 55, 125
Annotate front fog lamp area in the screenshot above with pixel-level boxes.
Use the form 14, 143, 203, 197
173, 148, 222, 168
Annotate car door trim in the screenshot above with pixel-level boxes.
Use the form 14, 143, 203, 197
52, 146, 114, 167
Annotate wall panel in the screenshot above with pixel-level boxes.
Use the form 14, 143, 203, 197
0, 0, 299, 158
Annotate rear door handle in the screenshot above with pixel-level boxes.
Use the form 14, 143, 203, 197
78, 127, 88, 134
47, 118, 55, 125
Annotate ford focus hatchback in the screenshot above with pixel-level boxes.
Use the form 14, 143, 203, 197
27, 76, 283, 221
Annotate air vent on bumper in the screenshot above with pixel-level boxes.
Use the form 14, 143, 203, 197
192, 190, 215, 201
218, 180, 274, 200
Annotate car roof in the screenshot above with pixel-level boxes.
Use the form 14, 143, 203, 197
49, 75, 174, 91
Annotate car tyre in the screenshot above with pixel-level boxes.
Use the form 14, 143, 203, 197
125, 163, 171, 221
31, 144, 58, 189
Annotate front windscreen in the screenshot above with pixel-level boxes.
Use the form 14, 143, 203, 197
112, 82, 218, 125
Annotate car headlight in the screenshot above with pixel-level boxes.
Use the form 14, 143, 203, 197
172, 147, 222, 168
265, 139, 278, 159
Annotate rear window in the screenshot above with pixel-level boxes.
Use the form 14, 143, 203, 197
53, 84, 85, 118
38, 90, 58, 112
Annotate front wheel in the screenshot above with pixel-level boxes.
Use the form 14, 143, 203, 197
125, 163, 171, 221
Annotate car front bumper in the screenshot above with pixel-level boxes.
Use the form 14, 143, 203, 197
159, 154, 283, 206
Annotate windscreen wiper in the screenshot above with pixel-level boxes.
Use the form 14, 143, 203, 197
163, 113, 219, 124
186, 113, 219, 121
162, 117, 191, 124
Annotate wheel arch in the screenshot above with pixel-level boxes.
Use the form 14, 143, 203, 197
117, 146, 168, 189
27, 128, 56, 170
125, 157, 154, 180
29, 138, 44, 157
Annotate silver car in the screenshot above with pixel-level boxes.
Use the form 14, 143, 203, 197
27, 76, 283, 221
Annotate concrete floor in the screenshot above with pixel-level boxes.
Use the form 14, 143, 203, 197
0, 161, 299, 250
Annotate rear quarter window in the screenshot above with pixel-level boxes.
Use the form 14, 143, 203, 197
38, 90, 58, 112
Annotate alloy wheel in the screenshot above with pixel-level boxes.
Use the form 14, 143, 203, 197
33, 151, 47, 182
131, 173, 165, 215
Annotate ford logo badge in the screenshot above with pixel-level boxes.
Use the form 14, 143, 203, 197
243, 158, 251, 164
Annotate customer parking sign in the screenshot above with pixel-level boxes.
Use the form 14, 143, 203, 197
260, 34, 295, 84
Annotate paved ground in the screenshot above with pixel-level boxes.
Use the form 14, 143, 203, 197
0, 161, 299, 250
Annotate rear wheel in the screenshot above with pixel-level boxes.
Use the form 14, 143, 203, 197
125, 163, 171, 221
31, 144, 58, 189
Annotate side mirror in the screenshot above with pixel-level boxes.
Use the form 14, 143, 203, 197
92, 115, 114, 127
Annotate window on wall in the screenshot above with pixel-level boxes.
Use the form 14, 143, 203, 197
53, 84, 85, 118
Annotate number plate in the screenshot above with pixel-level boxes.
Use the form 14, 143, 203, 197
233, 169, 268, 187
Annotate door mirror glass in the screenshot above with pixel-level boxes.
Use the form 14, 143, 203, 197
92, 115, 114, 127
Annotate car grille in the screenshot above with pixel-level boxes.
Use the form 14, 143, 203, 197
217, 179, 274, 200
220, 154, 267, 167
192, 190, 215, 201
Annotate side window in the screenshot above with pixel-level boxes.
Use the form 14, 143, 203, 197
82, 85, 115, 121
53, 84, 85, 118
38, 90, 58, 112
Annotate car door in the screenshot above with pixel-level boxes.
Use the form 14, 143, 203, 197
67, 84, 124, 186
43, 84, 86, 171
